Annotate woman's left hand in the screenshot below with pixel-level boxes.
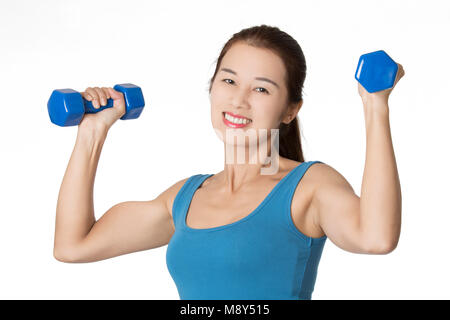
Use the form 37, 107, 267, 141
358, 63, 405, 106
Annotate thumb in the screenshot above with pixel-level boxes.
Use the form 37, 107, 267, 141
106, 87, 126, 117
107, 87, 124, 101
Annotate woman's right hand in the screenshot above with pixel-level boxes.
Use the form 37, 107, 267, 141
78, 86, 127, 133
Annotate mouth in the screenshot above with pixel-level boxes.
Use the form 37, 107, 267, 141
222, 111, 252, 128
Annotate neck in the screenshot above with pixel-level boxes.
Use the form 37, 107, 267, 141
220, 129, 281, 193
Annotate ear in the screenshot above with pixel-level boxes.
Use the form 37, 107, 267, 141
281, 100, 303, 124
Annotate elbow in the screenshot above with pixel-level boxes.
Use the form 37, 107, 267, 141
53, 247, 80, 263
367, 240, 398, 255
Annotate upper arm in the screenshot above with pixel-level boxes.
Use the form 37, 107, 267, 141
311, 163, 376, 254
60, 177, 189, 263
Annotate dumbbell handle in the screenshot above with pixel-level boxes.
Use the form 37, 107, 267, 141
84, 97, 116, 114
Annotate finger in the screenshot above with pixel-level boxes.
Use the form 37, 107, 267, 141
106, 87, 124, 101
397, 63, 405, 77
81, 91, 93, 101
106, 87, 126, 116
85, 87, 100, 108
101, 87, 111, 100
93, 87, 107, 106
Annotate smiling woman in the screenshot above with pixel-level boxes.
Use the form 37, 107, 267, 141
207, 25, 307, 162
166, 23, 402, 301
53, 24, 401, 302
165, 25, 331, 300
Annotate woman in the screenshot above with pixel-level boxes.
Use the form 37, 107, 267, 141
53, 25, 404, 300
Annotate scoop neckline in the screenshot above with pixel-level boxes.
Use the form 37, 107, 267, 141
182, 161, 308, 233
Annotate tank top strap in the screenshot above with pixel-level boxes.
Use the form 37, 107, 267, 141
282, 160, 323, 191
171, 173, 213, 229
264, 161, 323, 199
271, 160, 325, 245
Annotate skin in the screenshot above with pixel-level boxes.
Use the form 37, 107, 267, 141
310, 61, 405, 254
208, 42, 301, 193
183, 42, 323, 237
53, 42, 404, 264
190, 42, 404, 254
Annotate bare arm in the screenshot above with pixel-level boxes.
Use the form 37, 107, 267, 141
53, 86, 125, 257
53, 127, 106, 259
53, 124, 188, 263
310, 163, 368, 254
314, 65, 404, 255
56, 196, 177, 263
360, 102, 401, 252
313, 97, 402, 255
53, 86, 187, 263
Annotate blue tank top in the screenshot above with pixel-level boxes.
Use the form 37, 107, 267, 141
166, 161, 327, 300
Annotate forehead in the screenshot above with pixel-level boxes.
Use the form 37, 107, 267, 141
221, 42, 286, 81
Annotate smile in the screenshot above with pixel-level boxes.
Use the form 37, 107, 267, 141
222, 112, 252, 128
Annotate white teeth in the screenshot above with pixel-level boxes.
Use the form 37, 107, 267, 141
224, 112, 251, 125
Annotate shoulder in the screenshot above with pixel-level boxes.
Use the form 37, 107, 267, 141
303, 162, 354, 203
285, 160, 334, 185
308, 162, 353, 192
288, 160, 324, 205
291, 161, 355, 234
308, 162, 359, 224
292, 161, 350, 209
156, 176, 192, 218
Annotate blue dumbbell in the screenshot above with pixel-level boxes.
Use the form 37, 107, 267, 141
47, 83, 145, 127
355, 50, 398, 93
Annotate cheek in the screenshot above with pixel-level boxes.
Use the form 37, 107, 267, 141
209, 92, 224, 116
210, 105, 224, 131
209, 85, 227, 104
254, 105, 280, 127
210, 100, 222, 118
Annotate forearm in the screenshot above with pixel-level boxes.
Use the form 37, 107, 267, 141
54, 127, 108, 253
360, 102, 402, 250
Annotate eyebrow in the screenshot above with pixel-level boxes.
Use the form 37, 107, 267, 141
219, 68, 280, 89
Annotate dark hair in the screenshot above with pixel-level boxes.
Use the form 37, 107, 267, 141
207, 24, 306, 163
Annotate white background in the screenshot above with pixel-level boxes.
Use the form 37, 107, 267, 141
0, 0, 449, 300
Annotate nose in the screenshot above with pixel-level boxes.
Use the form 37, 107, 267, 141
230, 88, 251, 110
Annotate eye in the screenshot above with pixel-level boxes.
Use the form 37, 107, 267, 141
255, 87, 269, 94
223, 78, 234, 85
221, 79, 269, 94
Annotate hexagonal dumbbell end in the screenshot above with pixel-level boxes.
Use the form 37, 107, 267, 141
114, 83, 145, 120
355, 50, 398, 93
47, 83, 145, 127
